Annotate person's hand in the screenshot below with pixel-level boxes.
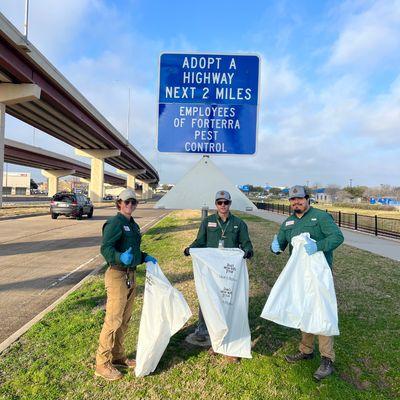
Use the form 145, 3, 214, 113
120, 247, 133, 266
145, 255, 157, 264
243, 250, 254, 259
304, 237, 318, 255
271, 235, 281, 254
183, 247, 191, 257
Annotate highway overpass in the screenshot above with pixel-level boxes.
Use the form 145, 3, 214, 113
0, 12, 158, 205
4, 138, 129, 196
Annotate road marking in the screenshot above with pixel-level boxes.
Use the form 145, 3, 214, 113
0, 209, 170, 354
0, 262, 107, 354
0, 222, 80, 244
37, 212, 169, 295
38, 254, 101, 295
140, 213, 169, 232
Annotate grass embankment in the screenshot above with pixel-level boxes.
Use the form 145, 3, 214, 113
0, 203, 115, 219
0, 211, 399, 399
0, 204, 49, 219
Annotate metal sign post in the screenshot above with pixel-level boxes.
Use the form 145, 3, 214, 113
157, 52, 260, 346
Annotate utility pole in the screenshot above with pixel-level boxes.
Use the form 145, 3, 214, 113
5, 163, 8, 195
349, 178, 353, 188
126, 87, 131, 140
24, 0, 30, 39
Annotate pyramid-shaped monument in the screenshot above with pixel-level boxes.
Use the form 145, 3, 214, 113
155, 157, 256, 211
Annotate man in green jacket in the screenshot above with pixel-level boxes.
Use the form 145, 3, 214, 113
184, 190, 253, 362
271, 185, 344, 381
95, 189, 157, 381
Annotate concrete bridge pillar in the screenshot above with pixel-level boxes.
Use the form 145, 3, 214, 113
116, 168, 146, 193
75, 149, 120, 202
0, 104, 4, 208
0, 83, 41, 208
41, 169, 76, 197
140, 179, 156, 200
141, 182, 149, 200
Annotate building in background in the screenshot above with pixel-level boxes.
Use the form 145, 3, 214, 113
2, 172, 31, 195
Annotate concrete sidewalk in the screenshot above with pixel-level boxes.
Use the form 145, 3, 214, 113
249, 209, 400, 262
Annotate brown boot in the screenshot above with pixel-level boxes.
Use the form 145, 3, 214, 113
112, 358, 136, 369
95, 362, 123, 381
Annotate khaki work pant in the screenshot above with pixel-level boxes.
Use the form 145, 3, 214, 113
96, 268, 135, 366
299, 331, 335, 362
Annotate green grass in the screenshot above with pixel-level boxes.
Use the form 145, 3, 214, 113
0, 210, 399, 399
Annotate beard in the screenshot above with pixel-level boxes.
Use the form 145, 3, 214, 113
294, 208, 302, 214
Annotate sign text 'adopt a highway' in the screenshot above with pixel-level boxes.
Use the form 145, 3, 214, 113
157, 53, 260, 155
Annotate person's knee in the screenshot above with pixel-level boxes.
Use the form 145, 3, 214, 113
103, 313, 124, 331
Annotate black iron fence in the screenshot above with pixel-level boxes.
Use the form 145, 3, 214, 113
254, 202, 400, 240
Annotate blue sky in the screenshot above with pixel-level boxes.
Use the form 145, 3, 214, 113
1, 0, 399, 187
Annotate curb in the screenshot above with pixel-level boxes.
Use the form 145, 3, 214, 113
0, 205, 114, 222
0, 210, 170, 355
0, 262, 107, 355
0, 212, 49, 221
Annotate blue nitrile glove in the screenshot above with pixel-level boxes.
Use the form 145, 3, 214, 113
304, 237, 318, 255
120, 247, 133, 266
271, 234, 281, 254
144, 255, 157, 264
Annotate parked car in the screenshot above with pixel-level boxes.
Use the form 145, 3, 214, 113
50, 192, 93, 220
103, 194, 114, 201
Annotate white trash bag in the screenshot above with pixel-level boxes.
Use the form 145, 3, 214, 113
261, 233, 339, 336
135, 262, 192, 377
190, 248, 252, 358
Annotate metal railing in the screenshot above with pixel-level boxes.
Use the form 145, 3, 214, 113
254, 202, 400, 240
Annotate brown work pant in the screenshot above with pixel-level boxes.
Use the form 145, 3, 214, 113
96, 268, 135, 366
299, 331, 335, 362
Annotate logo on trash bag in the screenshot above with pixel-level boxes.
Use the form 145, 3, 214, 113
146, 276, 154, 286
223, 263, 236, 274
220, 287, 233, 298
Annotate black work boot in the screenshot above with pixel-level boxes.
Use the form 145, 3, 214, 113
285, 352, 314, 363
313, 357, 334, 381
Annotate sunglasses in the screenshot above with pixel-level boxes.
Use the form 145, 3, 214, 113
124, 199, 137, 206
216, 200, 230, 206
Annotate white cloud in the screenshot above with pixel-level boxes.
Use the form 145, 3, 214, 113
2, 1, 400, 187
1, 0, 95, 63
328, 0, 400, 70
261, 58, 301, 102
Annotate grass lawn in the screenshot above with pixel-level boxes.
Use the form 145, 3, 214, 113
0, 211, 399, 399
0, 204, 49, 219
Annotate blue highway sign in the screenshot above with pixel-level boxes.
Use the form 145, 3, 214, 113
158, 53, 260, 154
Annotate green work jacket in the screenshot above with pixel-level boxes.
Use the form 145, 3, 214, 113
190, 212, 253, 252
101, 213, 147, 269
275, 207, 344, 268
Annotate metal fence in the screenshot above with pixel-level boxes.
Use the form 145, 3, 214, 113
254, 202, 400, 240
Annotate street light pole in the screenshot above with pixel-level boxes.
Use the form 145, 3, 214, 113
126, 87, 131, 140
24, 0, 30, 39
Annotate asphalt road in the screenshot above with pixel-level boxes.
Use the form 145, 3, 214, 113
0, 204, 168, 343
